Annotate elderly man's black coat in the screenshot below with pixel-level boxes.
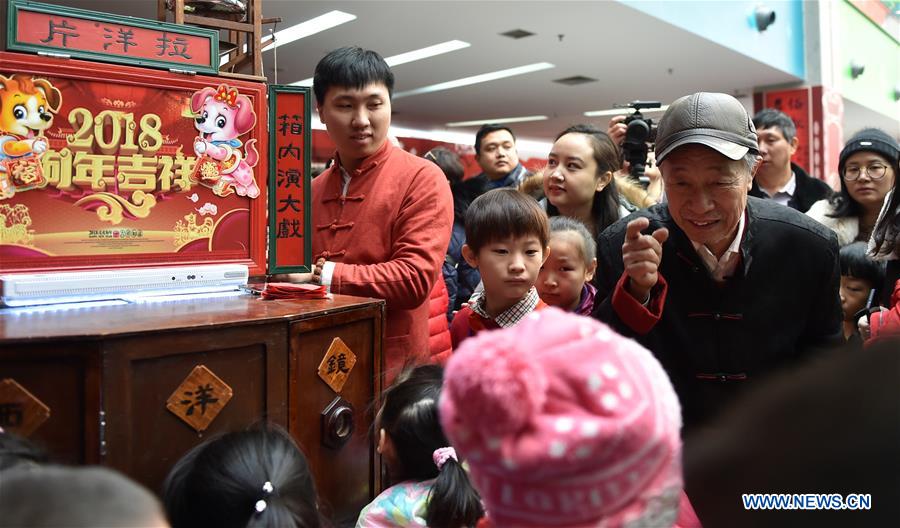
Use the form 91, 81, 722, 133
593, 197, 843, 430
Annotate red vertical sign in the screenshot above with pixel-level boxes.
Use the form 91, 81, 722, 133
764, 88, 812, 173
268, 87, 311, 273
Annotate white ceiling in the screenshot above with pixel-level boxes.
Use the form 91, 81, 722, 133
29, 0, 886, 149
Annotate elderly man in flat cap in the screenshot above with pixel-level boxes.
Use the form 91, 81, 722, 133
592, 92, 842, 430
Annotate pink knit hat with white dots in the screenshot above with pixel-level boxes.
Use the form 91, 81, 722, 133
439, 308, 684, 527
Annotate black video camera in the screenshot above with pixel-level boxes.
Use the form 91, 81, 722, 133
619, 100, 661, 185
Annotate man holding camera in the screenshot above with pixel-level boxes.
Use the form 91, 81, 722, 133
593, 92, 842, 430
473, 124, 530, 190
748, 108, 832, 212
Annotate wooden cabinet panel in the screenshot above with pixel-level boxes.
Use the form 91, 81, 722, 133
102, 323, 288, 494
290, 303, 383, 524
0, 342, 101, 466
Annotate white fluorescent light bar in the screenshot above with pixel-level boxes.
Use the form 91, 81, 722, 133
270, 10, 356, 49
290, 39, 472, 86
447, 115, 548, 127
222, 11, 356, 66
583, 105, 669, 117
386, 40, 470, 67
393, 62, 555, 98
308, 118, 552, 159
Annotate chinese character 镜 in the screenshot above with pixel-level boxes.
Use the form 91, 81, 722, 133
326, 353, 350, 375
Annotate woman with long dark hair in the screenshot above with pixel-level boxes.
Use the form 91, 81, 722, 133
542, 124, 641, 240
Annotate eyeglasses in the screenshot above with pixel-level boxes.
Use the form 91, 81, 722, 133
843, 164, 889, 181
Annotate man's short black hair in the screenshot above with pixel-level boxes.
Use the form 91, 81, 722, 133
474, 124, 516, 155
753, 108, 797, 142
313, 46, 395, 106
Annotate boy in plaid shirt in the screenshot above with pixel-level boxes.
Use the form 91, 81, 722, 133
450, 188, 550, 348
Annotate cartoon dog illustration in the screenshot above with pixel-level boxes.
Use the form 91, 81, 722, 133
190, 84, 260, 198
0, 74, 62, 198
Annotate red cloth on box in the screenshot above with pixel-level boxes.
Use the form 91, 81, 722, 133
260, 282, 328, 300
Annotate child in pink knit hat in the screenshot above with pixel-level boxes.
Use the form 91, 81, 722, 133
440, 308, 699, 528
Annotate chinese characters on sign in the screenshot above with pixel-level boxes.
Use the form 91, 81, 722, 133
317, 337, 357, 393
10, 1, 216, 73
765, 88, 811, 173
268, 87, 312, 273
166, 365, 233, 432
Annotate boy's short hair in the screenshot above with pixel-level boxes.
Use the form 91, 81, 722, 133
839, 241, 885, 290
465, 188, 548, 252
474, 124, 516, 155
313, 46, 394, 105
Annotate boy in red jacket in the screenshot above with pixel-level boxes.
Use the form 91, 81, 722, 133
450, 188, 549, 347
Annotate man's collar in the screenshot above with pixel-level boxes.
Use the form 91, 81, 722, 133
761, 172, 796, 198
332, 140, 393, 176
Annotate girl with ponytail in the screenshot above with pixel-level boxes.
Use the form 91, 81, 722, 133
163, 425, 325, 528
358, 364, 483, 527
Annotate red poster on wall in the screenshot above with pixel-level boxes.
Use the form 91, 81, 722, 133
764, 88, 811, 173
0, 52, 268, 274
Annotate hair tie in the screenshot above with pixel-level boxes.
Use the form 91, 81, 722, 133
432, 447, 457, 470
255, 481, 274, 514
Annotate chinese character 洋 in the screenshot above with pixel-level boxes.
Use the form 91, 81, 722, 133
179, 384, 219, 416
103, 27, 137, 53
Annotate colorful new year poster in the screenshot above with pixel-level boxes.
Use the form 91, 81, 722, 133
0, 52, 268, 274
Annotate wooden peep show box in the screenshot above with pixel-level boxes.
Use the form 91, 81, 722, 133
0, 294, 385, 523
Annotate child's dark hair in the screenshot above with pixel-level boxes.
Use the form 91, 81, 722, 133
379, 364, 483, 528
0, 430, 48, 471
0, 465, 165, 527
549, 216, 596, 264
313, 46, 394, 105
163, 425, 324, 528
546, 124, 623, 236
839, 241, 885, 292
465, 188, 549, 253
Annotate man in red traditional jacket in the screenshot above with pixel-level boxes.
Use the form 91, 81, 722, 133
306, 47, 453, 380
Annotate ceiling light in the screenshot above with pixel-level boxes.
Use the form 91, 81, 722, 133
221, 10, 355, 67
446, 115, 548, 127
385, 40, 470, 67
583, 105, 669, 117
393, 62, 555, 98
290, 40, 472, 86
269, 10, 356, 49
